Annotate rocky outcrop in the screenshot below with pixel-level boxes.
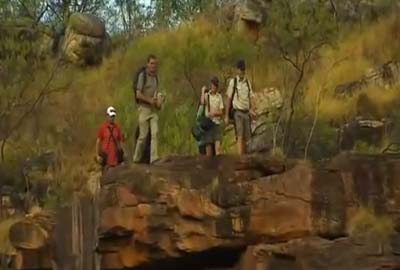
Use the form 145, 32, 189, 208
248, 87, 283, 154
225, 1, 398, 42
0, 14, 111, 66
335, 60, 400, 97
61, 13, 111, 65
235, 235, 400, 270
95, 154, 400, 269
224, 0, 269, 40
7, 153, 400, 269
334, 61, 400, 150
339, 116, 392, 151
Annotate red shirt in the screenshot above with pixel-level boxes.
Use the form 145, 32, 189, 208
97, 121, 122, 166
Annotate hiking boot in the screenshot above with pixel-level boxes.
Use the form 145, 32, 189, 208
150, 158, 161, 165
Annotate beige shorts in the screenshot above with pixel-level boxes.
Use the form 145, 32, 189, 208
234, 110, 251, 141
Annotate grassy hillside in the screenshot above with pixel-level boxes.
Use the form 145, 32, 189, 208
3, 13, 400, 180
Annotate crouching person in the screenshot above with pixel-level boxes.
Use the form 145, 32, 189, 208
96, 106, 124, 174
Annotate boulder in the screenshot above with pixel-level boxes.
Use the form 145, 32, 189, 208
224, 0, 269, 40
68, 13, 105, 38
9, 209, 54, 250
339, 116, 390, 151
61, 13, 111, 65
247, 87, 283, 154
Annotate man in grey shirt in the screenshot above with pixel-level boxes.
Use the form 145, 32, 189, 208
133, 54, 162, 164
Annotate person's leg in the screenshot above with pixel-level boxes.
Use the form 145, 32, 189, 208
133, 110, 150, 162
199, 144, 206, 155
242, 112, 252, 154
206, 144, 214, 156
149, 113, 159, 164
234, 111, 245, 155
214, 124, 222, 155
215, 141, 221, 155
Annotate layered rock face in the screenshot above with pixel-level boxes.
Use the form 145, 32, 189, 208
335, 61, 400, 97
5, 153, 400, 269
97, 154, 400, 269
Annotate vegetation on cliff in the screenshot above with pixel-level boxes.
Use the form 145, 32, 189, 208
1, 1, 400, 202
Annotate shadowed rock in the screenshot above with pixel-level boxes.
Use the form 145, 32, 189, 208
7, 154, 400, 269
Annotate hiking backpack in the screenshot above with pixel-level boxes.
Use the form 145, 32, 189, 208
132, 66, 159, 104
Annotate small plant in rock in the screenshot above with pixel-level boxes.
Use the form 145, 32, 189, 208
348, 208, 394, 245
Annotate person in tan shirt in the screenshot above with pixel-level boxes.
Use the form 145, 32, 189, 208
225, 60, 256, 155
200, 76, 224, 156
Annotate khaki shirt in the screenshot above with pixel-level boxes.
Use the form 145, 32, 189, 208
205, 92, 224, 124
136, 71, 158, 109
226, 76, 254, 111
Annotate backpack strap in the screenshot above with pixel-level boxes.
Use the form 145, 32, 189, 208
155, 75, 159, 87
140, 68, 147, 91
104, 125, 114, 150
232, 77, 237, 100
107, 126, 120, 150
245, 79, 252, 109
206, 93, 210, 113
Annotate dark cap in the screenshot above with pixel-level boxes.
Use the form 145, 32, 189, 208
210, 76, 219, 87
236, 59, 246, 71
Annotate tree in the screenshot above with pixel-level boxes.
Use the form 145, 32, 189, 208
265, 0, 337, 156
0, 24, 67, 162
151, 0, 212, 29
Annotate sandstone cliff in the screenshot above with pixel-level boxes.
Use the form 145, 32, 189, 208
4, 153, 400, 269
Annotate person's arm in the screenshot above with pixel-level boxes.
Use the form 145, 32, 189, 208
96, 138, 101, 156
249, 81, 257, 118
136, 72, 155, 106
95, 137, 102, 163
116, 128, 123, 150
225, 79, 234, 123
200, 86, 207, 105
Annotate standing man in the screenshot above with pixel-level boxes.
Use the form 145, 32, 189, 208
225, 60, 256, 155
96, 106, 124, 173
133, 54, 162, 164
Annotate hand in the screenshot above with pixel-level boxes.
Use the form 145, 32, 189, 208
153, 98, 162, 109
151, 97, 158, 107
96, 155, 103, 164
201, 86, 208, 94
225, 116, 230, 125
250, 110, 257, 120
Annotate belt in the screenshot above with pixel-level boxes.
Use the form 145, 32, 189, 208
234, 109, 249, 114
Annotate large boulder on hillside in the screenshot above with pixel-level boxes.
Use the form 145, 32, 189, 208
224, 0, 268, 40
339, 117, 392, 151
248, 87, 283, 154
61, 13, 111, 65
